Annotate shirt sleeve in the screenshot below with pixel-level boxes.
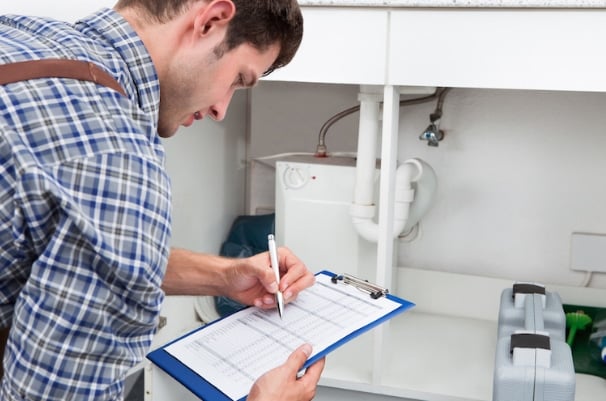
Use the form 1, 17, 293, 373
1, 152, 171, 401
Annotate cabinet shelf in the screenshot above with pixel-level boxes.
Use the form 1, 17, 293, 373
267, 7, 606, 93
323, 311, 496, 401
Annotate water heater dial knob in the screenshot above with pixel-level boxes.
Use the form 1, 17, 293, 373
283, 166, 309, 189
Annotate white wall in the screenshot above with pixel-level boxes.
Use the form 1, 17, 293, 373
397, 88, 606, 288
163, 91, 248, 254
249, 82, 359, 158
250, 81, 606, 289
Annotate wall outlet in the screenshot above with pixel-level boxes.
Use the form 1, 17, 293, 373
570, 232, 606, 273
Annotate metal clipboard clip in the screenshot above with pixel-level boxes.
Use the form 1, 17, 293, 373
330, 273, 389, 299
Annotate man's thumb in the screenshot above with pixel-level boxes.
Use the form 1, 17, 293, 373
288, 343, 312, 370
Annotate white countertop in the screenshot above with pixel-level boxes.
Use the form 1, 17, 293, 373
298, 0, 606, 8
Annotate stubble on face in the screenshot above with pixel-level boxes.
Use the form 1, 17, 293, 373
156, 43, 222, 138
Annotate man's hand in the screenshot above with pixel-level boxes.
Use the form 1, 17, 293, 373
247, 344, 325, 401
222, 246, 315, 309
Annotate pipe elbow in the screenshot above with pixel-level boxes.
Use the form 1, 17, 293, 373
349, 203, 377, 242
350, 217, 380, 243
396, 159, 424, 186
350, 158, 437, 242
400, 158, 438, 232
350, 203, 408, 243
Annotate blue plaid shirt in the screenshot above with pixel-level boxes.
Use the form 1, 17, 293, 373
0, 8, 172, 401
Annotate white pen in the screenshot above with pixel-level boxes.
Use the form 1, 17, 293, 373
267, 234, 284, 319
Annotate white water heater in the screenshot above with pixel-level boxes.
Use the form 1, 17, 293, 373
275, 156, 379, 282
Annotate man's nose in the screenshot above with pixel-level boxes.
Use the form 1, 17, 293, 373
208, 91, 235, 121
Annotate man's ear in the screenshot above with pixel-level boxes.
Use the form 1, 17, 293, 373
193, 0, 236, 37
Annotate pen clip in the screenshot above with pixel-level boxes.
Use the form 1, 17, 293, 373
330, 273, 389, 299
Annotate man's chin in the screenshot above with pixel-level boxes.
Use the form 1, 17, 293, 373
157, 132, 176, 139
157, 123, 179, 138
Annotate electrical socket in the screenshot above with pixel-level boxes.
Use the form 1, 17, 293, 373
570, 232, 606, 273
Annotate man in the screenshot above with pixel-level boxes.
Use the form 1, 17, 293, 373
0, 0, 325, 400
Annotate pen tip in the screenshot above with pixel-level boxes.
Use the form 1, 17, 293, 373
276, 291, 284, 320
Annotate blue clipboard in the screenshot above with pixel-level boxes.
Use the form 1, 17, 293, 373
146, 270, 415, 401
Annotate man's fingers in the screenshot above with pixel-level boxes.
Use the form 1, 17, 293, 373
299, 356, 325, 384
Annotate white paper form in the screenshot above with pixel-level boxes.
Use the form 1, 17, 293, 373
165, 273, 403, 401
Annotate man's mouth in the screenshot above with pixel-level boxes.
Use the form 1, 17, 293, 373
182, 112, 203, 127
182, 115, 195, 127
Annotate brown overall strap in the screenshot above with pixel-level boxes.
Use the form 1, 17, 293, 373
0, 58, 126, 97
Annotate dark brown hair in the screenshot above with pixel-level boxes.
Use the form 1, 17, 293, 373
114, 0, 303, 75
